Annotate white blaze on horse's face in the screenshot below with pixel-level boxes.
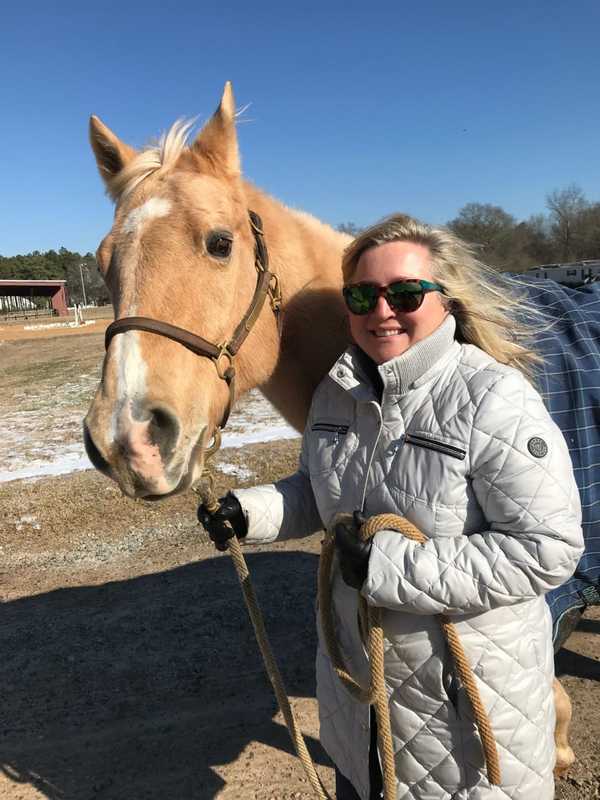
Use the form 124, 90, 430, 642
84, 82, 258, 498
96, 193, 179, 496
122, 197, 172, 236
108, 196, 173, 482
110, 197, 171, 421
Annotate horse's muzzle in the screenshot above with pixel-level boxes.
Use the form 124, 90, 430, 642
83, 401, 196, 498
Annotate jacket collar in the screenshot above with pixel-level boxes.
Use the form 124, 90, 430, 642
329, 314, 457, 398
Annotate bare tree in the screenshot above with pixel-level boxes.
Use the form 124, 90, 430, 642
575, 203, 600, 260
447, 203, 517, 268
546, 185, 589, 262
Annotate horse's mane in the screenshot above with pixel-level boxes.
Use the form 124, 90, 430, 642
108, 119, 194, 200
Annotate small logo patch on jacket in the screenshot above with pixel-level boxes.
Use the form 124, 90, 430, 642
527, 437, 548, 458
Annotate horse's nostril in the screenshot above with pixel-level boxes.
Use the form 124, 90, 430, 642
150, 407, 174, 431
148, 406, 180, 459
83, 423, 110, 474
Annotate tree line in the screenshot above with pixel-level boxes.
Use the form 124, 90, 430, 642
337, 184, 600, 271
0, 247, 108, 306
1, 185, 598, 306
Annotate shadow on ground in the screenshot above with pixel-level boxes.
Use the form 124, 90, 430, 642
555, 648, 600, 681
0, 551, 329, 799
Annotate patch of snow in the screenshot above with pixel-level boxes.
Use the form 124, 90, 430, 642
216, 462, 254, 481
221, 425, 299, 448
0, 388, 299, 484
13, 514, 42, 531
0, 452, 93, 484
23, 320, 96, 331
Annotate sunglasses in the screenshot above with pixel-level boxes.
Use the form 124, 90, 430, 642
343, 279, 445, 315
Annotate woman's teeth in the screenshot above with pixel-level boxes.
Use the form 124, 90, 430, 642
374, 329, 403, 337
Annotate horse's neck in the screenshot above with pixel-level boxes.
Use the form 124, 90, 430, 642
243, 183, 351, 431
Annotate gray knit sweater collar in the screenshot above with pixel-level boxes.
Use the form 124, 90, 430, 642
332, 314, 457, 396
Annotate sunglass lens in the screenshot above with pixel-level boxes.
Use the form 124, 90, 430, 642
344, 285, 377, 314
387, 282, 424, 312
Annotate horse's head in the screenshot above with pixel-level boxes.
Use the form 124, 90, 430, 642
84, 83, 280, 499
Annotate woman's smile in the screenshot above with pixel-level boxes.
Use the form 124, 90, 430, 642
372, 327, 405, 337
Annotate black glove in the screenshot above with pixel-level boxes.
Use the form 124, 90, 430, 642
333, 510, 372, 589
197, 492, 248, 551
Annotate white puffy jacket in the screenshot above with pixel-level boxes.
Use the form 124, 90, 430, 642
234, 315, 583, 800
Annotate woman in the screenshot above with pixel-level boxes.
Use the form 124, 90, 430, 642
198, 214, 583, 800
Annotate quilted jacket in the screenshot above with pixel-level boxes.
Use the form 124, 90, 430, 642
233, 315, 583, 800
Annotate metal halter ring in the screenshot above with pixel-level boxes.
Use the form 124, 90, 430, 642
268, 273, 282, 313
212, 344, 235, 382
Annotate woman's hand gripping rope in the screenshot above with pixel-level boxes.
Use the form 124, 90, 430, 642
333, 510, 372, 589
197, 491, 248, 550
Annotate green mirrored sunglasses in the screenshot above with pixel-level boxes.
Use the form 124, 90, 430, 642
343, 279, 444, 315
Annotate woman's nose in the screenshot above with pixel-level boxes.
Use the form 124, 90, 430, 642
371, 294, 396, 317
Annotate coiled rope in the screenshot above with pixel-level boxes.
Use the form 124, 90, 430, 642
319, 512, 501, 799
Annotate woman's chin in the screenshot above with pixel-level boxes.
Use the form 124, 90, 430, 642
365, 334, 411, 363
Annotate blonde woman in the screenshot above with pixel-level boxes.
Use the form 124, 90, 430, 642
199, 214, 583, 800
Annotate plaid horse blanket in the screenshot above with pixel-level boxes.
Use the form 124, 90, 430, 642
516, 276, 600, 643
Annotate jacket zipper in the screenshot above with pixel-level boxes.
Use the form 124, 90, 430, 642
311, 423, 349, 434
360, 403, 383, 512
404, 432, 466, 460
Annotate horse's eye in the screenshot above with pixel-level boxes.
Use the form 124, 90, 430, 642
206, 231, 233, 260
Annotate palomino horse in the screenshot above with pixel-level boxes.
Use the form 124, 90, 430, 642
85, 83, 583, 776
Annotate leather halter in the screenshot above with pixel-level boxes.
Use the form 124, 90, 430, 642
104, 210, 281, 430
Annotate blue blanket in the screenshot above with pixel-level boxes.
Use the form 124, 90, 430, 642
516, 277, 600, 641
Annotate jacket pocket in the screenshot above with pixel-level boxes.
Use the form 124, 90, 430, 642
405, 432, 466, 461
309, 419, 353, 475
311, 423, 350, 434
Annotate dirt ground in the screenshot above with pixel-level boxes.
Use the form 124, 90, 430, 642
0, 327, 599, 799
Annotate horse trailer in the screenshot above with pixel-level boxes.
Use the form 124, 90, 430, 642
527, 260, 600, 286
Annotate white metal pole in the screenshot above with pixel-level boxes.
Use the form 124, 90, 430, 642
79, 263, 88, 307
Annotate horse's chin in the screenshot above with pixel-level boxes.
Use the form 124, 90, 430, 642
136, 474, 194, 501
106, 458, 199, 500
116, 435, 207, 500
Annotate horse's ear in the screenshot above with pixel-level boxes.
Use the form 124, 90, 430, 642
89, 115, 137, 186
192, 81, 240, 175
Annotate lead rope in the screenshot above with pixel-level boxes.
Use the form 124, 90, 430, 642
197, 437, 333, 800
320, 513, 502, 799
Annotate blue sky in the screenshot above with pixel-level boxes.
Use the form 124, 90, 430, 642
2, 0, 599, 256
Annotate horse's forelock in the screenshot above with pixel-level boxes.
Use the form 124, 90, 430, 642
108, 119, 196, 201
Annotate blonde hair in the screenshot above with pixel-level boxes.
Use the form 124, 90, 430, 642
342, 213, 545, 380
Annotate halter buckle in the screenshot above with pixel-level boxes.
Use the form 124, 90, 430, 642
204, 426, 222, 458
212, 343, 235, 382
268, 272, 282, 314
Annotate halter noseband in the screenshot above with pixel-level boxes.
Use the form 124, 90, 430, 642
104, 210, 281, 431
